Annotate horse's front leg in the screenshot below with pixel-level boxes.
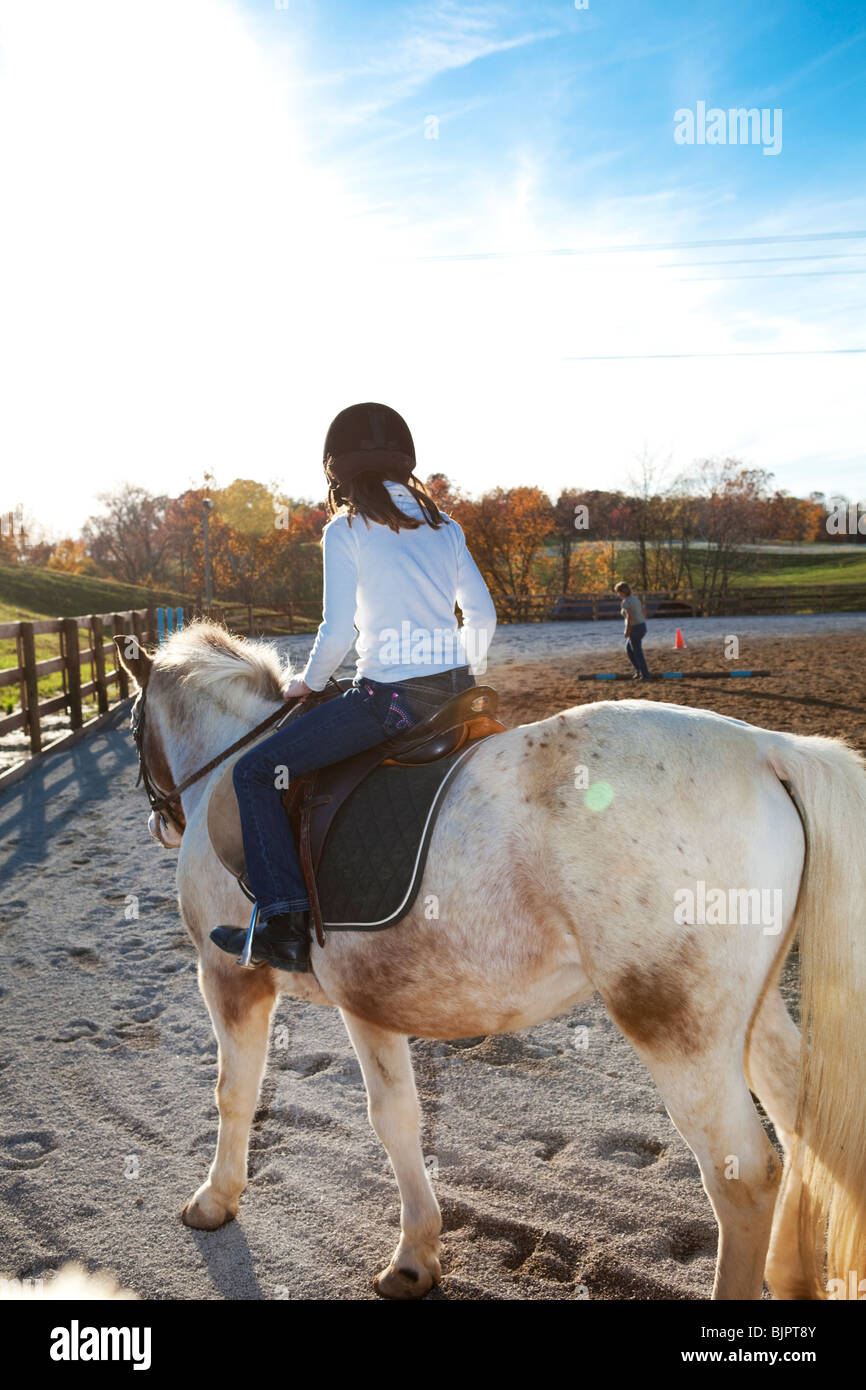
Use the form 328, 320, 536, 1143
341, 1011, 442, 1299
182, 956, 277, 1230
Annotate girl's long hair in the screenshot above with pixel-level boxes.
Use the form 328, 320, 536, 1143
324, 461, 451, 534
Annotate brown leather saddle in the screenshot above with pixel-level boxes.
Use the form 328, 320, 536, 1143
207, 682, 505, 942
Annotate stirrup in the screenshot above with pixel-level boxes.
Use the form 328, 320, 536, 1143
210, 902, 312, 973
238, 902, 312, 971
239, 900, 259, 968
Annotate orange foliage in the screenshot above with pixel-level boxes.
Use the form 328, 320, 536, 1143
452, 487, 555, 598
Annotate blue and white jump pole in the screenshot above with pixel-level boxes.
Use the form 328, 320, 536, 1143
156, 607, 185, 646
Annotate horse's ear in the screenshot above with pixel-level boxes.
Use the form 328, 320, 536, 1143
113, 634, 154, 689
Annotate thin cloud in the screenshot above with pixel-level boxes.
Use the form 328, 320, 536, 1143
763, 28, 866, 99
310, 2, 559, 128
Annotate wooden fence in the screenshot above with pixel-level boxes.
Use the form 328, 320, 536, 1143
0, 606, 171, 769
500, 584, 866, 624
2, 581, 863, 782
205, 602, 321, 636
699, 583, 866, 617
211, 583, 866, 632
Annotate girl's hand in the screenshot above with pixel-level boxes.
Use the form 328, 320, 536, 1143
285, 676, 313, 701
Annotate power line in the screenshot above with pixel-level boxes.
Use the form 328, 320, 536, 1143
544, 253, 866, 282
665, 252, 866, 268
418, 230, 866, 262
675, 268, 866, 281
562, 348, 866, 361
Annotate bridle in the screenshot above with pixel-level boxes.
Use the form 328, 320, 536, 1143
130, 689, 186, 835
130, 676, 344, 839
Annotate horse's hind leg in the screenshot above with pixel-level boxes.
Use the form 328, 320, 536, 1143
182, 959, 277, 1231
745, 987, 809, 1299
341, 1011, 442, 1300
616, 1031, 782, 1299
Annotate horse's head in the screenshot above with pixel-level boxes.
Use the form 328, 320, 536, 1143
115, 621, 287, 849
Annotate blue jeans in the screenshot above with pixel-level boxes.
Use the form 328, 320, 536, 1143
232, 666, 477, 920
625, 622, 651, 679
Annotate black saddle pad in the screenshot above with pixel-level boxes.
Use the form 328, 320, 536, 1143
317, 740, 484, 930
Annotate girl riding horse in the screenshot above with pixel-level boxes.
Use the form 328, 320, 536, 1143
211, 402, 498, 972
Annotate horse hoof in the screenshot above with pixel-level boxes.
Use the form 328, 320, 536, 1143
373, 1259, 440, 1300
181, 1186, 238, 1231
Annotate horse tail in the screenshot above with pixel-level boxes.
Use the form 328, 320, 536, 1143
764, 730, 866, 1298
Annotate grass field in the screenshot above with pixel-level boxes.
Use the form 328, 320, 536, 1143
550, 543, 866, 588
0, 564, 192, 717
2, 551, 864, 720
729, 551, 866, 586
0, 562, 191, 623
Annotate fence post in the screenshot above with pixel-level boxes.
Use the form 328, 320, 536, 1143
62, 617, 83, 730
113, 614, 129, 699
91, 615, 109, 714
132, 610, 145, 661
19, 621, 42, 754
16, 629, 27, 742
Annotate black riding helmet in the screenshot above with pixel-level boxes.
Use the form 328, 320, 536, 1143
323, 402, 415, 489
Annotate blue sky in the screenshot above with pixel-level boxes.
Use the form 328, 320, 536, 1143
0, 0, 863, 536
252, 0, 865, 248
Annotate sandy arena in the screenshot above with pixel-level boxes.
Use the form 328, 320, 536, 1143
0, 615, 863, 1300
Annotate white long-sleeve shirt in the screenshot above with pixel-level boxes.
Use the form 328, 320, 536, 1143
301, 480, 497, 691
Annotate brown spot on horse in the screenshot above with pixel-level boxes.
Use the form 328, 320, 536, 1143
605, 942, 705, 1058
210, 963, 277, 1031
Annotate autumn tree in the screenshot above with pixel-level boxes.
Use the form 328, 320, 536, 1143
161, 487, 240, 596
452, 487, 556, 621
680, 460, 774, 607
46, 538, 93, 574
0, 507, 52, 567
211, 480, 277, 607
764, 491, 825, 543
423, 473, 464, 512
259, 498, 328, 610
553, 489, 630, 594
208, 480, 328, 612
626, 452, 684, 591
82, 485, 170, 585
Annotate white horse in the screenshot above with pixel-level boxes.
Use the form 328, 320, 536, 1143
116, 622, 866, 1300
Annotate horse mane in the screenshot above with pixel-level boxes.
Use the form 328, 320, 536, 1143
154, 620, 286, 705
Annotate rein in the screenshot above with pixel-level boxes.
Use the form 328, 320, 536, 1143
132, 676, 343, 832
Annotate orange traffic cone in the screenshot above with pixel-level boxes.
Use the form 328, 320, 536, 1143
674, 628, 686, 650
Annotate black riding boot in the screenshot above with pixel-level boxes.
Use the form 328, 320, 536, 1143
210, 910, 312, 973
